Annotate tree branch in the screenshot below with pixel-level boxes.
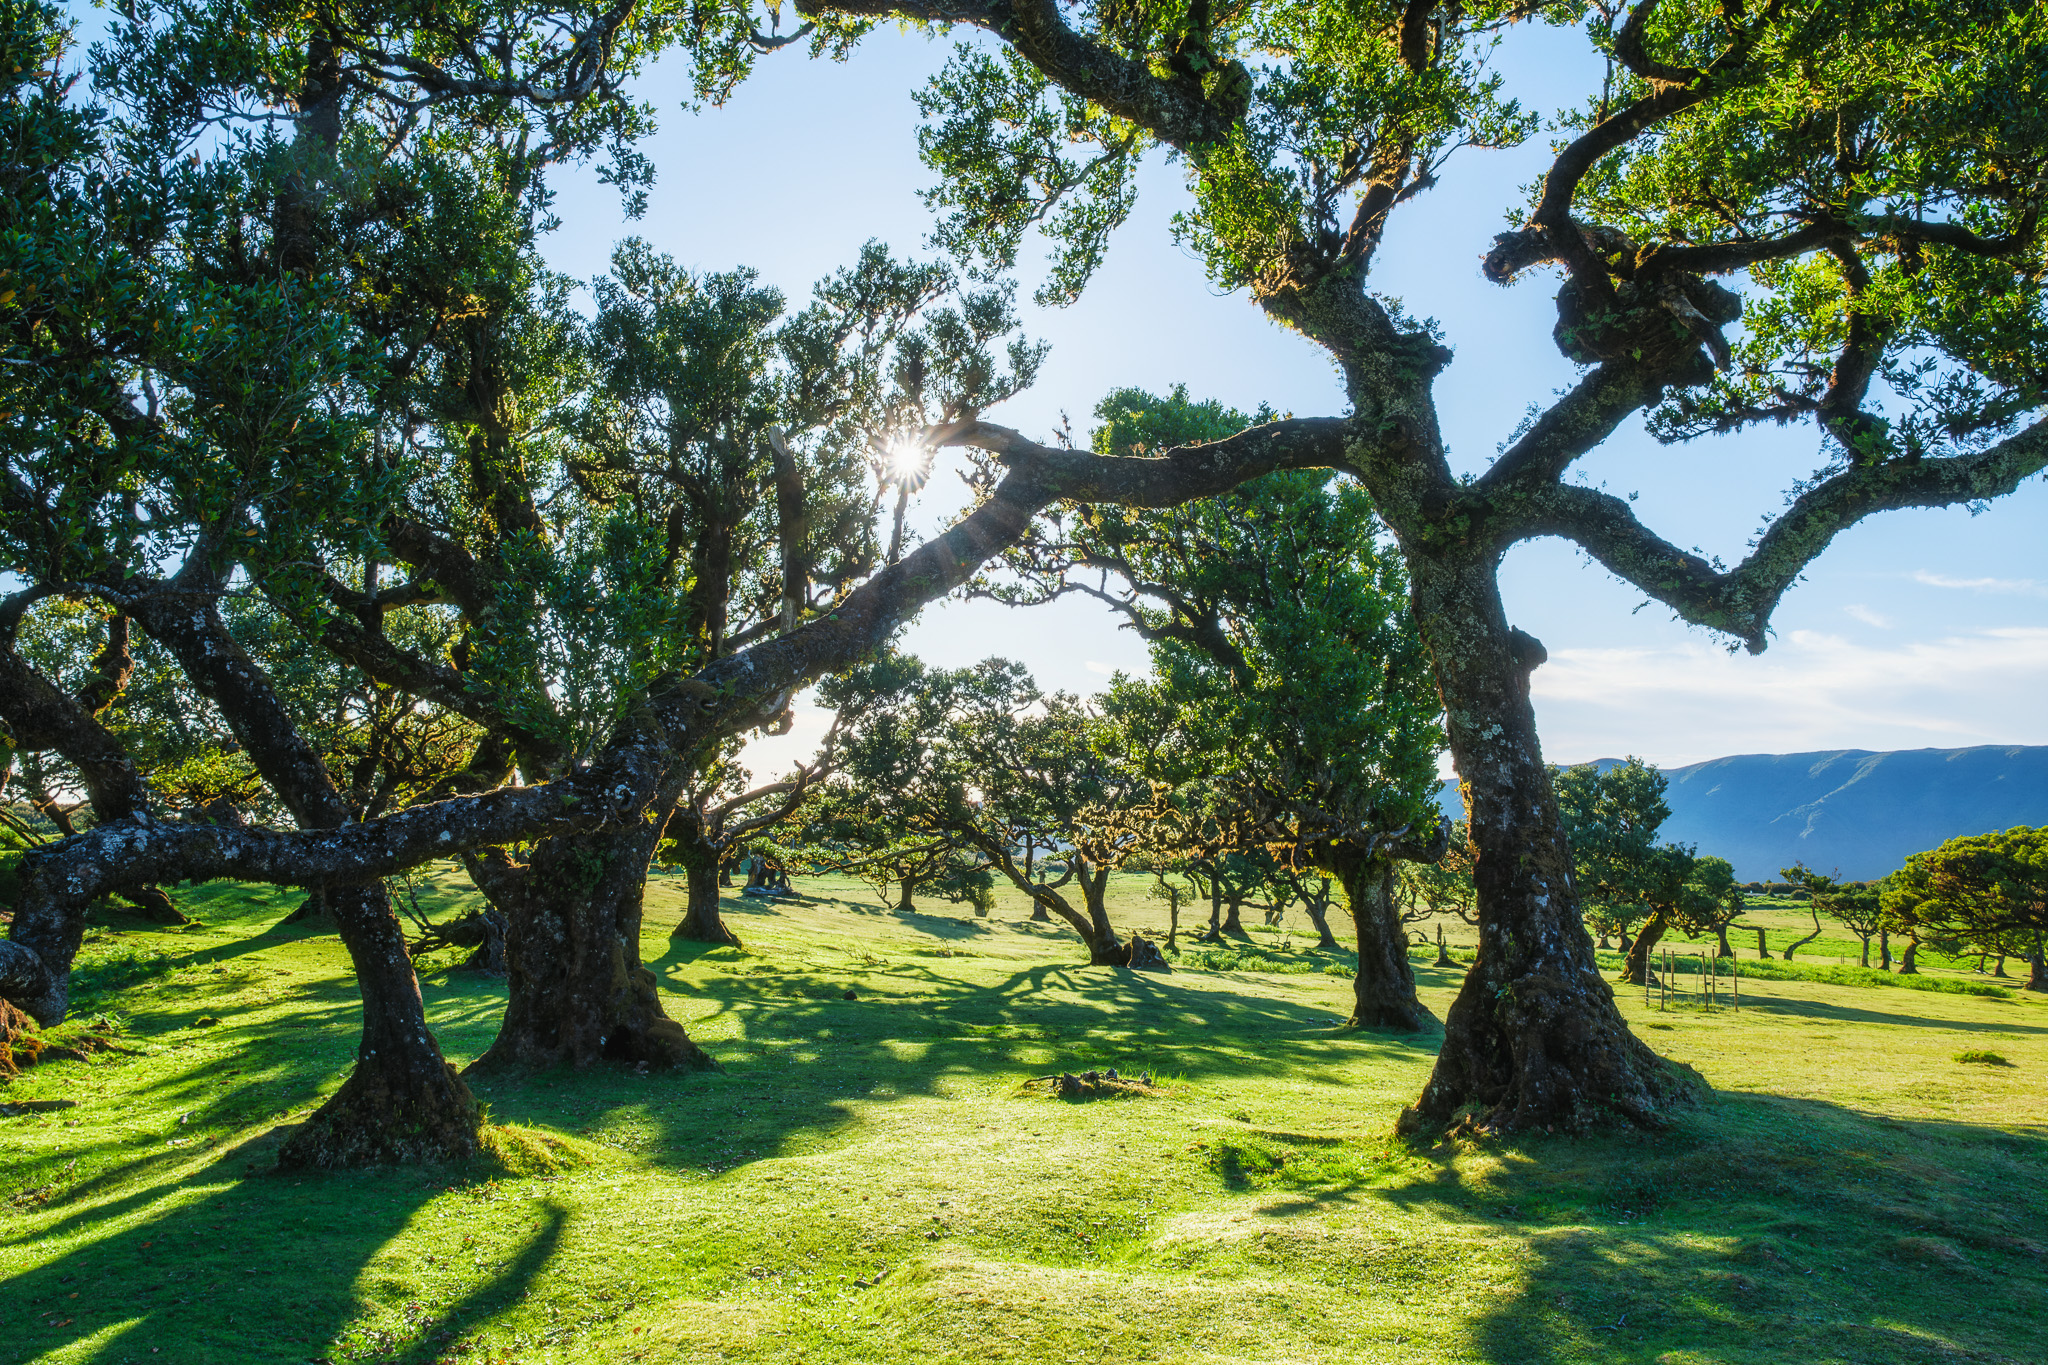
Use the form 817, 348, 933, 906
1517, 415, 2048, 648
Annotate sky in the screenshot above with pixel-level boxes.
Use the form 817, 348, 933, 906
516, 23, 2048, 779
67, 9, 2040, 778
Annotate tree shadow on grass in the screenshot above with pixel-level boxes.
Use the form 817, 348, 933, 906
2, 1142, 563, 1365
1, 1009, 561, 1365
461, 946, 1430, 1181
1197, 1093, 2048, 1365
1735, 993, 2048, 1034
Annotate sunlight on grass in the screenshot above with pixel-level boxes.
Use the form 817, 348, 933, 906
1, 871, 2043, 1364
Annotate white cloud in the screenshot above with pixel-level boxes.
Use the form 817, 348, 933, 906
1084, 660, 1114, 674
1843, 603, 1891, 628
1912, 570, 2048, 596
1528, 626, 2048, 767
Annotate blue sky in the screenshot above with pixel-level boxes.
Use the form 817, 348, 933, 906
527, 26, 2048, 775
66, 7, 2039, 774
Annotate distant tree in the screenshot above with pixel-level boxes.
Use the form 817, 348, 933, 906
1784, 866, 1884, 968
822, 655, 1149, 964
1399, 819, 1478, 941
1884, 829, 2048, 990
1555, 759, 1669, 955
995, 388, 1446, 1029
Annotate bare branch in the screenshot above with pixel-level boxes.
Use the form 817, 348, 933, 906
1516, 415, 2048, 648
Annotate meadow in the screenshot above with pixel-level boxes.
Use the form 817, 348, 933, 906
2, 871, 2043, 1365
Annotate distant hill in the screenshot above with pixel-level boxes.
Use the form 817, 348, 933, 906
1436, 745, 2048, 882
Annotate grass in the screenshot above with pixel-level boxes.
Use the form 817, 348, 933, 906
0, 869, 2043, 1365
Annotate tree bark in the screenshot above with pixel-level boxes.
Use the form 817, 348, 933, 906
1076, 862, 1130, 966
897, 878, 917, 913
119, 885, 188, 926
2027, 947, 2046, 993
470, 774, 715, 1073
130, 588, 483, 1162
1330, 850, 1431, 1031
1878, 928, 1892, 971
1221, 894, 1249, 939
669, 823, 741, 948
1302, 896, 1338, 950
1897, 937, 1921, 975
1620, 909, 1669, 986
1400, 556, 1695, 1133
278, 881, 479, 1168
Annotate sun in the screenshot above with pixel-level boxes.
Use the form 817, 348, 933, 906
881, 437, 929, 486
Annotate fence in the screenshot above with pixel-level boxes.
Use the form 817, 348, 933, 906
1644, 948, 1739, 1013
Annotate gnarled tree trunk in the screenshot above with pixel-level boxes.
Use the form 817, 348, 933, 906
668, 819, 740, 948
1783, 908, 1823, 960
1621, 909, 1671, 986
131, 590, 484, 1163
471, 796, 716, 1072
1302, 894, 1338, 950
1330, 848, 1430, 1032
279, 881, 479, 1168
1400, 556, 1697, 1133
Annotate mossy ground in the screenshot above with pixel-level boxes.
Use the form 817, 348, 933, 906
2, 871, 2044, 1364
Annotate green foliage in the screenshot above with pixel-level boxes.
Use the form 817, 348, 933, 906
1013, 386, 1443, 893
1884, 825, 2048, 964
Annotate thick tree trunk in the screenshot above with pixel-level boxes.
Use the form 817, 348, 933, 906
1856, 933, 1871, 968
1221, 895, 1249, 939
1991, 953, 2008, 978
1621, 910, 1670, 986
1879, 929, 1892, 971
1897, 937, 1921, 975
2027, 949, 2046, 993
130, 590, 484, 1162
1331, 850, 1431, 1031
1400, 554, 1694, 1133
669, 826, 740, 948
278, 882, 479, 1168
471, 793, 715, 1073
1077, 864, 1129, 966
1749, 926, 1769, 959
119, 885, 189, 926
1713, 923, 1733, 958
1303, 897, 1338, 950
897, 879, 917, 913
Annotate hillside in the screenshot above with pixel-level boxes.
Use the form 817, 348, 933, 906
1438, 744, 2048, 880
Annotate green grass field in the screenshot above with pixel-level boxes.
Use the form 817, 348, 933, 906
3, 871, 2044, 1364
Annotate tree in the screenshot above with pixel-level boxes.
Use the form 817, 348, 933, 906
1783, 865, 1884, 967
0, 0, 1076, 1163
776, 0, 2048, 1130
1555, 760, 1668, 958
998, 388, 1446, 1029
823, 655, 1151, 964
663, 736, 840, 948
1884, 828, 2048, 991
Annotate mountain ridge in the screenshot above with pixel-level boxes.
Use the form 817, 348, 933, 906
1436, 744, 2048, 881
